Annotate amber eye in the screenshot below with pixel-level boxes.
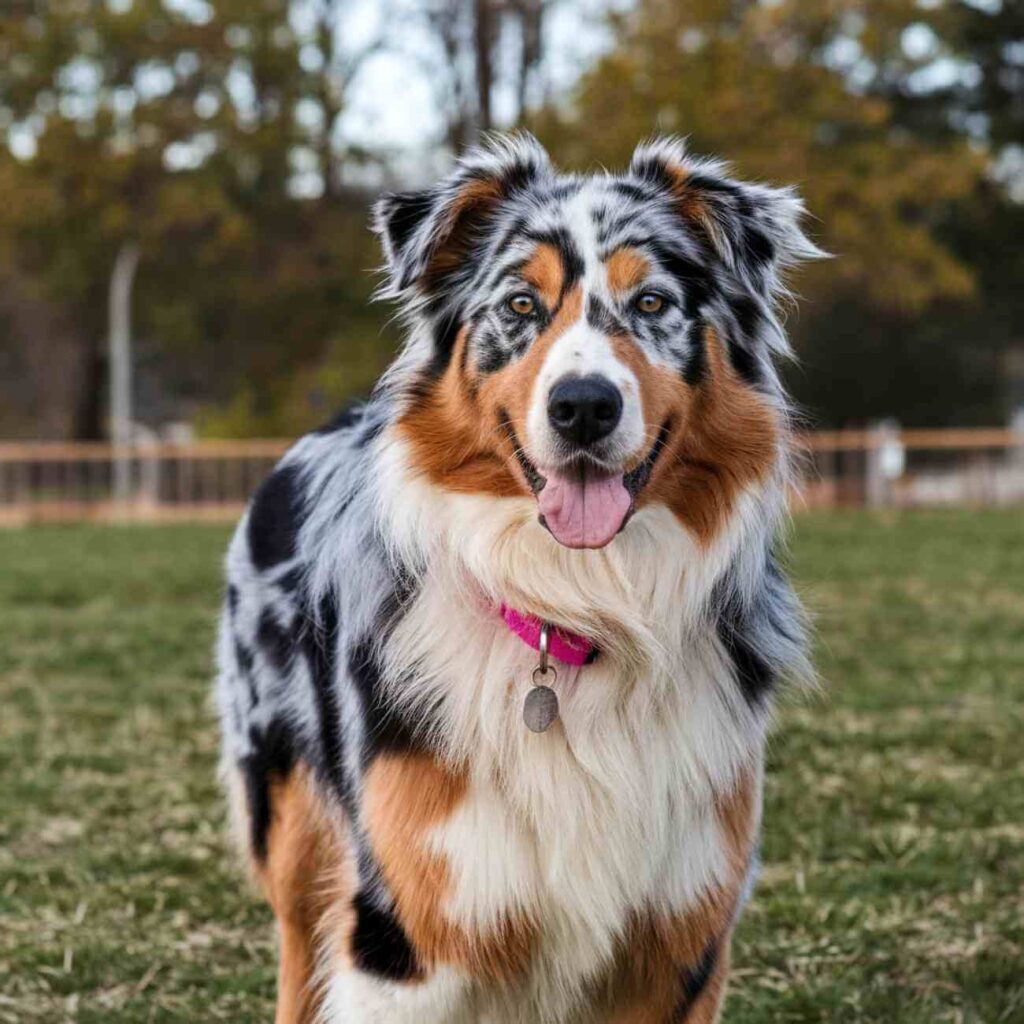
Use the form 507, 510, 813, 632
635, 292, 666, 314
508, 293, 536, 316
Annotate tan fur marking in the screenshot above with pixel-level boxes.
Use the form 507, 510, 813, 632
716, 767, 761, 884
603, 900, 734, 1023
654, 159, 724, 253
397, 287, 584, 498
640, 326, 779, 543
682, 944, 731, 1024
250, 766, 347, 1024
363, 753, 537, 981
605, 772, 759, 1022
401, 291, 775, 547
605, 247, 650, 296
521, 242, 565, 308
424, 178, 505, 285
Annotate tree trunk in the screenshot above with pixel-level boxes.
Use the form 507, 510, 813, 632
474, 0, 494, 134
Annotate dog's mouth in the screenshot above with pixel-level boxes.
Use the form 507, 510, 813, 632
499, 412, 671, 549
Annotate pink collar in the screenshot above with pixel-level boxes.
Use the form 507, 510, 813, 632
500, 605, 596, 667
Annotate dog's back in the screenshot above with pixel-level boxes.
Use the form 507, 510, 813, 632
216, 134, 820, 1023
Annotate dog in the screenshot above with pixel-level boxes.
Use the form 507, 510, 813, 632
215, 134, 822, 1023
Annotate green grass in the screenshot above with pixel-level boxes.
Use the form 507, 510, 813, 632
0, 512, 1021, 1023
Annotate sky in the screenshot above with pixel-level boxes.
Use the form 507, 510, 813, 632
334, 0, 623, 182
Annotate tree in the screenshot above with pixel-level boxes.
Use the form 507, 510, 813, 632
0, 0, 390, 439
421, 0, 552, 151
534, 0, 1011, 426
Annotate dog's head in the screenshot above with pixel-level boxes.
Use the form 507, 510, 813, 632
374, 135, 822, 549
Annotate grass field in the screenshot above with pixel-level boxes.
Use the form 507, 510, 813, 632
0, 511, 1022, 1023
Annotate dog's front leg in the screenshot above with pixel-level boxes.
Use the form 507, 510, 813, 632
605, 927, 733, 1024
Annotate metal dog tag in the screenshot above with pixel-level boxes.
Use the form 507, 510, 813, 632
523, 622, 558, 732
524, 684, 559, 733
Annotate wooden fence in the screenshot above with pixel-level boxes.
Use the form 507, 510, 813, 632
0, 429, 1021, 526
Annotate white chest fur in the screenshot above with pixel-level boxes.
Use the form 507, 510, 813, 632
321, 448, 773, 1021
324, 607, 765, 1024
373, 555, 764, 1021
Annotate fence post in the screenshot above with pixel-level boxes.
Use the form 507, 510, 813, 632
137, 426, 160, 514
865, 419, 904, 508
1011, 408, 1024, 467
108, 241, 140, 511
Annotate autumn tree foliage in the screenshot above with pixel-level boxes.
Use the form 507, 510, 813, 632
534, 0, 1024, 426
0, 0, 390, 439
0, 0, 1021, 436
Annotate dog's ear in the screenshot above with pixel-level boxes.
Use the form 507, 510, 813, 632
373, 133, 554, 304
629, 136, 826, 302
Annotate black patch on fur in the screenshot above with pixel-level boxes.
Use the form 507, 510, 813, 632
348, 576, 423, 762
647, 242, 716, 320
276, 567, 304, 595
496, 157, 539, 197
380, 190, 435, 260
683, 172, 739, 199
300, 593, 349, 805
350, 890, 420, 981
488, 214, 529, 263
234, 639, 258, 708
612, 178, 661, 204
597, 217, 646, 248
424, 312, 463, 379
241, 716, 297, 862
314, 402, 366, 436
355, 411, 386, 450
672, 939, 720, 1020
476, 341, 510, 375
475, 318, 529, 375
247, 464, 303, 571
721, 295, 766, 385
745, 226, 776, 268
731, 294, 762, 343
682, 320, 707, 387
713, 553, 795, 706
547, 180, 584, 202
716, 603, 774, 706
629, 158, 677, 191
257, 607, 295, 673
727, 339, 760, 386
227, 584, 239, 617
348, 634, 419, 760
624, 420, 672, 499
586, 294, 627, 336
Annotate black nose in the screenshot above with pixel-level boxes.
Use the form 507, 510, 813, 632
547, 375, 623, 447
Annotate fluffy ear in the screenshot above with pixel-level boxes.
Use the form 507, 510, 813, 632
629, 136, 826, 301
372, 133, 554, 302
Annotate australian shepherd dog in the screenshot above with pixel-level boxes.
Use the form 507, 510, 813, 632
215, 134, 822, 1023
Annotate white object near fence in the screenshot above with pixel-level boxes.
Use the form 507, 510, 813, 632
108, 241, 140, 511
865, 420, 905, 507
0, 430, 1022, 525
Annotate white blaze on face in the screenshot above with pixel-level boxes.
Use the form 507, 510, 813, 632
525, 320, 645, 469
522, 191, 650, 549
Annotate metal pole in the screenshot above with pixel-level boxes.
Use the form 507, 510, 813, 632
108, 241, 140, 509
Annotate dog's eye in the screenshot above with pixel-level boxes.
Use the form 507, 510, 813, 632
635, 292, 666, 315
508, 293, 536, 316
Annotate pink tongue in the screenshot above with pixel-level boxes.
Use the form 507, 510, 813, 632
537, 470, 632, 549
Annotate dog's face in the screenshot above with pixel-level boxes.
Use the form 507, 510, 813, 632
376, 136, 820, 548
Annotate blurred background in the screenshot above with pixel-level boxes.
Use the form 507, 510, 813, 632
1, 5, 1022, 1022
1, 0, 1024, 521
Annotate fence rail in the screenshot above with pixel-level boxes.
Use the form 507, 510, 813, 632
0, 429, 1022, 525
